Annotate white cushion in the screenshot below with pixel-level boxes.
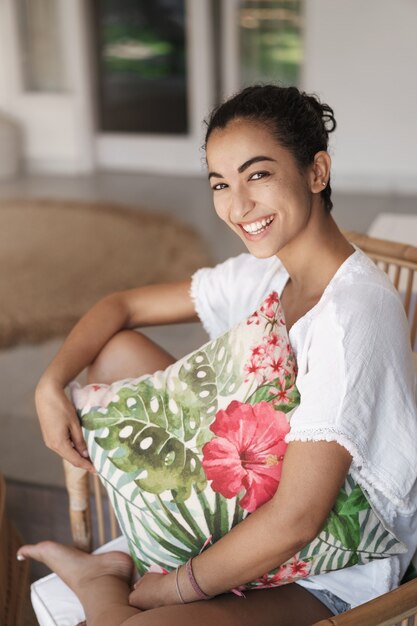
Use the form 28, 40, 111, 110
31, 536, 129, 626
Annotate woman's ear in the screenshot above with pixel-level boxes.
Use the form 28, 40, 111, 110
309, 151, 332, 195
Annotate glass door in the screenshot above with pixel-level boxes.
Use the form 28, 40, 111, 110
221, 0, 305, 99
92, 0, 188, 134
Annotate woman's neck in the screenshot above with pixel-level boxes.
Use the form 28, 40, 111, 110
277, 211, 355, 300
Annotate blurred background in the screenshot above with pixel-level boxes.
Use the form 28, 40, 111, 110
1, 0, 417, 191
0, 0, 416, 621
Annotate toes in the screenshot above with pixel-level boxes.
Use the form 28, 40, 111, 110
16, 540, 60, 565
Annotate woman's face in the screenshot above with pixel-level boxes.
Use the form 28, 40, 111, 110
206, 118, 316, 259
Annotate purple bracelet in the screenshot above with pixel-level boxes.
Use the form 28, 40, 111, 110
185, 558, 213, 601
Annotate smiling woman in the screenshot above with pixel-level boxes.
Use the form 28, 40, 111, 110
20, 84, 417, 626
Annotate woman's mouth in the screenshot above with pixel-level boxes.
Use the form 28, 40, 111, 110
240, 215, 275, 237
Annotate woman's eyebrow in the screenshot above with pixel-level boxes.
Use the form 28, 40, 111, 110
208, 155, 276, 180
238, 155, 276, 173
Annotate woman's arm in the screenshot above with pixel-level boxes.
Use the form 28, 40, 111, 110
36, 280, 198, 471
130, 439, 352, 608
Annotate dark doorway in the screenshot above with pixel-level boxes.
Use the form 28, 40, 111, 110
91, 0, 189, 134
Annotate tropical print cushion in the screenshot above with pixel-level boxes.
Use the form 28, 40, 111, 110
71, 292, 405, 593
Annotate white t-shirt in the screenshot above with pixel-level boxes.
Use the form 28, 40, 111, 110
190, 248, 417, 608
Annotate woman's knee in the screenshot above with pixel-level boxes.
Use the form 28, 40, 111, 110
87, 330, 175, 385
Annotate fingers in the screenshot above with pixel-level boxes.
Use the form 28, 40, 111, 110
68, 422, 96, 473
69, 420, 90, 460
61, 442, 96, 473
36, 383, 96, 472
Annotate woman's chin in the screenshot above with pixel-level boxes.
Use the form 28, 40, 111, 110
242, 239, 280, 259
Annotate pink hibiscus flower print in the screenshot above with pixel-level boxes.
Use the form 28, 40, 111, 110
202, 401, 290, 512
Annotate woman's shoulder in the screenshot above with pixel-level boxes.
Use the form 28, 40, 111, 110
328, 248, 403, 313
309, 248, 410, 350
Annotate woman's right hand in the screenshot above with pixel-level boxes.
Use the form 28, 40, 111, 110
33, 281, 197, 473
35, 378, 96, 473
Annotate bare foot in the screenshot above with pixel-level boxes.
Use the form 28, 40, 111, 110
17, 541, 133, 592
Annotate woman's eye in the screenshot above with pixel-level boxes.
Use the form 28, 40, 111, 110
212, 182, 228, 191
250, 171, 270, 181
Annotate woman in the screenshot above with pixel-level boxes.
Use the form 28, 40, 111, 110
18, 85, 417, 626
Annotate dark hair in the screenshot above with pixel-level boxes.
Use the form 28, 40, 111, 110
204, 84, 337, 213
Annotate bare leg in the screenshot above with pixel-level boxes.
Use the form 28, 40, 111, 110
19, 542, 333, 626
122, 586, 334, 626
87, 330, 176, 384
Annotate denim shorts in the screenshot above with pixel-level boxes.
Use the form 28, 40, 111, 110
304, 587, 351, 615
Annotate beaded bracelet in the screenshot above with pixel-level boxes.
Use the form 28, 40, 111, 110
185, 558, 213, 601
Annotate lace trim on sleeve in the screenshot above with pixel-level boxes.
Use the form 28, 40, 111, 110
285, 427, 414, 524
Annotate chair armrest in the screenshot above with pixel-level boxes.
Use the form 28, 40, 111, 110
312, 577, 417, 626
63, 460, 92, 552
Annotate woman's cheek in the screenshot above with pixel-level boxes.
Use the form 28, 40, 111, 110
213, 198, 229, 222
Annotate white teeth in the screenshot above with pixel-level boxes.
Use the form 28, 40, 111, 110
242, 216, 274, 234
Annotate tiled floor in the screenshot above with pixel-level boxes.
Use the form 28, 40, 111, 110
0, 171, 416, 624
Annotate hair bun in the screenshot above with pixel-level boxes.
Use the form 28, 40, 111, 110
304, 94, 337, 134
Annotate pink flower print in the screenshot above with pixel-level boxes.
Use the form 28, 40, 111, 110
268, 356, 285, 375
264, 355, 289, 388
202, 401, 290, 512
266, 291, 279, 305
244, 358, 265, 383
251, 344, 266, 360
265, 332, 283, 352
263, 291, 280, 318
288, 557, 309, 578
247, 310, 260, 325
269, 388, 289, 405
253, 564, 293, 588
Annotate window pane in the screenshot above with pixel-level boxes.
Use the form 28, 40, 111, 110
239, 0, 303, 87
94, 0, 188, 134
17, 0, 66, 93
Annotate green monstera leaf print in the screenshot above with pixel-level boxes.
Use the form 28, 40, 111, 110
83, 381, 207, 501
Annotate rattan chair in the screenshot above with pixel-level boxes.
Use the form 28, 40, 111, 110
63, 231, 417, 624
0, 474, 29, 626
312, 577, 417, 625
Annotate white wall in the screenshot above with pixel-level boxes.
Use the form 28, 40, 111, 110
303, 0, 417, 193
0, 0, 95, 174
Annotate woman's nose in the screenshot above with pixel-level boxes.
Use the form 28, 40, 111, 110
230, 188, 254, 222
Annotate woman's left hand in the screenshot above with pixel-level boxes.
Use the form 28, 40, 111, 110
128, 570, 180, 610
